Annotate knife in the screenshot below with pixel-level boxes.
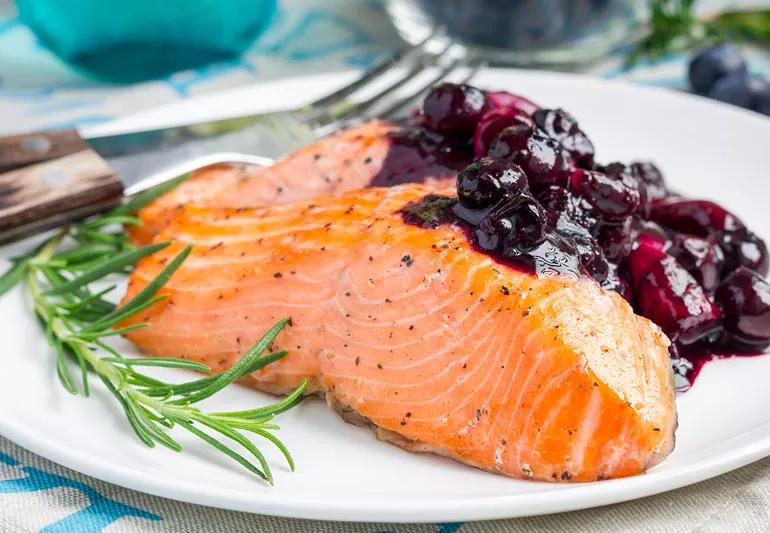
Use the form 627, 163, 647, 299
0, 111, 317, 243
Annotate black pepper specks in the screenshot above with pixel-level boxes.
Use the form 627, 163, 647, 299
500, 286, 510, 295
273, 272, 282, 278
401, 254, 414, 267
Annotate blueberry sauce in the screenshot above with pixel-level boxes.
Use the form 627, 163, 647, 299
398, 82, 770, 391
370, 127, 474, 187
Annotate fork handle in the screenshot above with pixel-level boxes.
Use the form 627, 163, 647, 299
0, 129, 124, 243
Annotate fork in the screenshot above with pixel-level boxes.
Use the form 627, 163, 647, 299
0, 32, 483, 242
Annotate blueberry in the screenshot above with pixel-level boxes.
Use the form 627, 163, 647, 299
484, 90, 539, 116
715, 267, 770, 348
423, 83, 488, 138
596, 219, 633, 262
629, 161, 667, 204
475, 193, 547, 250
536, 185, 600, 233
627, 241, 722, 345
554, 219, 609, 281
709, 74, 770, 112
668, 234, 725, 293
650, 199, 744, 237
533, 108, 595, 168
719, 227, 769, 277
570, 169, 641, 221
473, 108, 533, 157
456, 158, 529, 209
488, 127, 571, 190
688, 44, 747, 95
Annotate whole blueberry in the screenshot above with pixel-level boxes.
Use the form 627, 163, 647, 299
709, 74, 770, 112
456, 158, 529, 209
476, 193, 547, 250
629, 161, 667, 204
719, 227, 769, 277
715, 267, 770, 347
423, 83, 488, 138
532, 108, 595, 168
688, 44, 747, 95
570, 168, 641, 222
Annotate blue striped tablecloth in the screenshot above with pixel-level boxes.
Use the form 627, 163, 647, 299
1, 0, 770, 531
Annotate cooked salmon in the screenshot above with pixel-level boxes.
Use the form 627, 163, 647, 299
121, 183, 676, 482
130, 120, 468, 245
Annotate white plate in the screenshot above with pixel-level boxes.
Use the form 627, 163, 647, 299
2, 69, 770, 523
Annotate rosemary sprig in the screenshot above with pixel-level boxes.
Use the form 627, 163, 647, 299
628, 0, 770, 65
0, 177, 306, 483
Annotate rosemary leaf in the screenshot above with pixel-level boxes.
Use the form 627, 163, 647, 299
0, 259, 28, 297
188, 413, 273, 483
170, 417, 269, 481
111, 173, 191, 216
45, 242, 170, 295
89, 244, 191, 328
103, 357, 211, 372
212, 379, 308, 420
175, 319, 289, 405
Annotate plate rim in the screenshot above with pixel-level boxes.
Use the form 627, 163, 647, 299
4, 67, 770, 523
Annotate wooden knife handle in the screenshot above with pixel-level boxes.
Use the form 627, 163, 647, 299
0, 129, 124, 243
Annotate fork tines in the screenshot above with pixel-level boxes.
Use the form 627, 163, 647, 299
303, 30, 484, 137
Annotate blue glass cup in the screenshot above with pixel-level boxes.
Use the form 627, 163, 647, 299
16, 0, 277, 83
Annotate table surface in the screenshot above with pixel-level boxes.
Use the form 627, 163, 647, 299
1, 0, 770, 531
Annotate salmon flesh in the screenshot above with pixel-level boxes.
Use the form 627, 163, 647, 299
121, 183, 676, 482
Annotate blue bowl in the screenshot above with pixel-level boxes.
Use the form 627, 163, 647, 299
16, 0, 277, 82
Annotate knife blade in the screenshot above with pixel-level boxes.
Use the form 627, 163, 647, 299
0, 109, 316, 243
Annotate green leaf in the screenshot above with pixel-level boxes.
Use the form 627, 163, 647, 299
0, 259, 28, 297
212, 379, 308, 420
176, 320, 289, 405
55, 338, 79, 395
83, 215, 142, 228
104, 357, 211, 372
188, 414, 272, 483
169, 417, 268, 481
53, 243, 121, 265
84, 294, 167, 332
110, 173, 191, 216
98, 375, 155, 448
45, 242, 170, 295
130, 404, 182, 452
238, 425, 295, 472
88, 244, 191, 328
80, 323, 149, 339
710, 9, 770, 42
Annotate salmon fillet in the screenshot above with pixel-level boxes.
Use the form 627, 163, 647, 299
130, 120, 466, 245
121, 184, 676, 482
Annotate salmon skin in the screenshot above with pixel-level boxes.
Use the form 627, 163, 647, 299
121, 183, 676, 482
130, 120, 469, 245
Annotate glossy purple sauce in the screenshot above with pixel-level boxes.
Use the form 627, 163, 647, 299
370, 127, 473, 187
673, 343, 763, 393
